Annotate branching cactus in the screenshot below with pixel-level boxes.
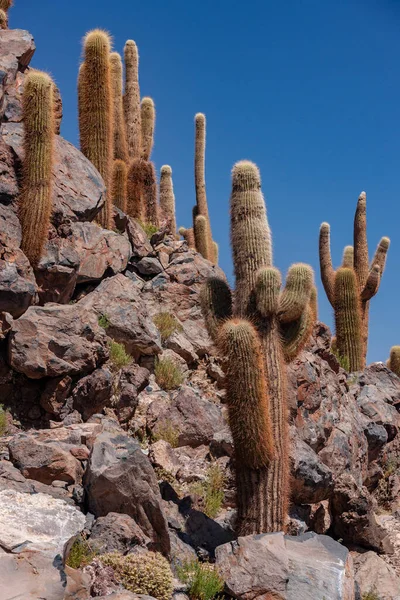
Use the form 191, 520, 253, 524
78, 30, 113, 229
201, 160, 315, 535
0, 0, 12, 28
388, 346, 400, 377
319, 192, 389, 370
124, 40, 141, 160
159, 165, 177, 235
110, 52, 128, 163
19, 71, 55, 265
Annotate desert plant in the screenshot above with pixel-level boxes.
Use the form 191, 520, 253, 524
155, 357, 184, 390
111, 159, 128, 212
141, 96, 155, 161
98, 313, 110, 329
194, 215, 209, 260
124, 40, 141, 160
190, 463, 225, 519
0, 404, 8, 435
19, 70, 55, 265
152, 419, 180, 448
362, 588, 382, 600
153, 312, 183, 343
200, 160, 315, 535
102, 551, 173, 600
319, 192, 389, 370
0, 0, 12, 28
159, 165, 177, 235
78, 30, 113, 229
177, 559, 224, 600
110, 52, 128, 162
179, 226, 196, 248
66, 535, 97, 569
193, 113, 214, 261
109, 340, 132, 370
127, 157, 145, 219
387, 346, 400, 377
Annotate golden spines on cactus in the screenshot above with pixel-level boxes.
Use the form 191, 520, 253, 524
194, 214, 209, 260
124, 40, 141, 160
110, 52, 128, 162
218, 319, 274, 468
111, 159, 127, 213
126, 157, 145, 220
159, 165, 176, 235
194, 113, 215, 260
200, 277, 232, 342
142, 160, 158, 227
79, 29, 113, 229
19, 70, 55, 266
342, 245, 354, 268
388, 346, 400, 377
0, 9, 7, 28
141, 97, 155, 161
278, 263, 314, 322
0, 0, 12, 9
179, 227, 196, 249
334, 267, 363, 372
230, 160, 272, 317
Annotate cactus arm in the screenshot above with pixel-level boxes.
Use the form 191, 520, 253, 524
255, 267, 281, 317
159, 165, 177, 235
194, 214, 210, 260
341, 245, 354, 268
388, 346, 400, 376
280, 305, 315, 363
179, 227, 196, 249
310, 286, 318, 321
353, 192, 369, 290
142, 160, 159, 227
371, 236, 390, 274
141, 97, 155, 161
111, 159, 128, 213
278, 263, 314, 323
110, 52, 128, 163
126, 157, 145, 220
218, 319, 274, 468
212, 241, 219, 265
200, 277, 232, 342
361, 265, 380, 301
334, 267, 363, 372
319, 222, 336, 307
124, 40, 141, 160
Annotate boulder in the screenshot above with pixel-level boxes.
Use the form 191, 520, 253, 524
79, 273, 162, 359
216, 532, 355, 600
8, 302, 109, 379
72, 366, 113, 420
35, 234, 80, 304
290, 431, 334, 503
84, 427, 170, 555
0, 232, 36, 317
126, 217, 153, 258
353, 550, 400, 600
89, 512, 150, 554
0, 29, 35, 121
113, 363, 150, 424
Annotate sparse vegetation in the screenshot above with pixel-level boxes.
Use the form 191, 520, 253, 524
98, 313, 110, 329
109, 340, 132, 370
362, 589, 382, 600
331, 344, 350, 372
177, 559, 224, 600
102, 551, 173, 600
154, 465, 176, 485
154, 357, 184, 390
137, 220, 158, 238
66, 535, 97, 569
0, 404, 7, 435
152, 419, 180, 447
153, 311, 183, 343
190, 463, 225, 519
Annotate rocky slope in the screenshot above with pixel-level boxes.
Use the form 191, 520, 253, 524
0, 28, 399, 600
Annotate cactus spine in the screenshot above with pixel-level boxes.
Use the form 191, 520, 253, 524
319, 192, 389, 370
388, 346, 400, 377
201, 160, 315, 535
0, 0, 12, 27
110, 52, 128, 163
78, 30, 113, 229
124, 40, 141, 160
159, 165, 176, 235
19, 71, 55, 265
111, 159, 128, 213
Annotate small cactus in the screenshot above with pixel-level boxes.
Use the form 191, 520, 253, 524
159, 165, 176, 235
78, 30, 113, 229
179, 227, 196, 249
194, 214, 209, 260
0, 0, 12, 27
110, 52, 128, 162
124, 40, 141, 160
193, 113, 215, 261
388, 346, 400, 377
141, 97, 155, 161
111, 159, 128, 213
126, 157, 145, 220
19, 70, 55, 265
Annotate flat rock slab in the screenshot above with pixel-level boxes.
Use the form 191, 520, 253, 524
216, 531, 355, 600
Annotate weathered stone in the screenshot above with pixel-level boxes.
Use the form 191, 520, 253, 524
90, 512, 150, 554
0, 29, 35, 121
113, 363, 150, 423
126, 217, 153, 258
72, 366, 113, 420
0, 233, 36, 317
149, 440, 181, 477
35, 234, 80, 304
8, 302, 108, 379
39, 375, 73, 417
165, 330, 198, 365
136, 256, 164, 275
79, 274, 161, 359
84, 427, 170, 555
290, 430, 334, 503
353, 550, 400, 600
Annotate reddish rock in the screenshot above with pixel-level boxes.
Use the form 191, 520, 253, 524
35, 235, 80, 304
39, 375, 73, 417
72, 366, 113, 420
126, 217, 153, 258
0, 29, 35, 121
0, 232, 37, 317
89, 512, 150, 554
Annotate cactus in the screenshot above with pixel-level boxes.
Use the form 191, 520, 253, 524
141, 97, 155, 161
110, 52, 128, 163
78, 30, 113, 229
126, 158, 145, 220
124, 40, 141, 160
319, 192, 389, 370
142, 160, 158, 226
111, 159, 127, 213
388, 346, 400, 377
159, 165, 176, 235
194, 214, 209, 259
19, 70, 55, 265
179, 227, 196, 249
0, 0, 11, 27
201, 160, 315, 534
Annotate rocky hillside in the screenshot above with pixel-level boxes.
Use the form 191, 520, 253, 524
0, 27, 399, 600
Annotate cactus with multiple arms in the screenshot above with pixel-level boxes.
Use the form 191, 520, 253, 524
78, 30, 113, 229
319, 192, 389, 370
123, 40, 141, 160
201, 160, 315, 534
19, 70, 55, 265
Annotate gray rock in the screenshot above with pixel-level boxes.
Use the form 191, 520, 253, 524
136, 256, 164, 275
72, 366, 113, 420
0, 233, 36, 317
90, 512, 150, 554
353, 550, 400, 600
290, 431, 334, 503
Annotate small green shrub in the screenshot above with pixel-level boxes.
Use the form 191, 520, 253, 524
66, 536, 97, 569
153, 312, 183, 343
154, 465, 176, 484
190, 464, 225, 519
109, 340, 132, 371
98, 313, 110, 329
154, 357, 184, 390
102, 551, 173, 600
0, 404, 7, 435
152, 419, 180, 447
362, 589, 382, 600
331, 344, 350, 371
177, 559, 224, 600
137, 220, 158, 239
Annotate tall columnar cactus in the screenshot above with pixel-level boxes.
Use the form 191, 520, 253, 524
0, 0, 12, 28
78, 30, 113, 229
178, 227, 196, 249
193, 113, 216, 262
126, 158, 145, 220
19, 71, 55, 265
159, 165, 177, 235
388, 346, 400, 377
319, 192, 389, 370
201, 161, 315, 535
111, 159, 128, 213
141, 97, 155, 161
124, 40, 141, 160
194, 214, 209, 259
110, 52, 128, 163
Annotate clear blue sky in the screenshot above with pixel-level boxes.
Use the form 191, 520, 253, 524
11, 0, 400, 363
